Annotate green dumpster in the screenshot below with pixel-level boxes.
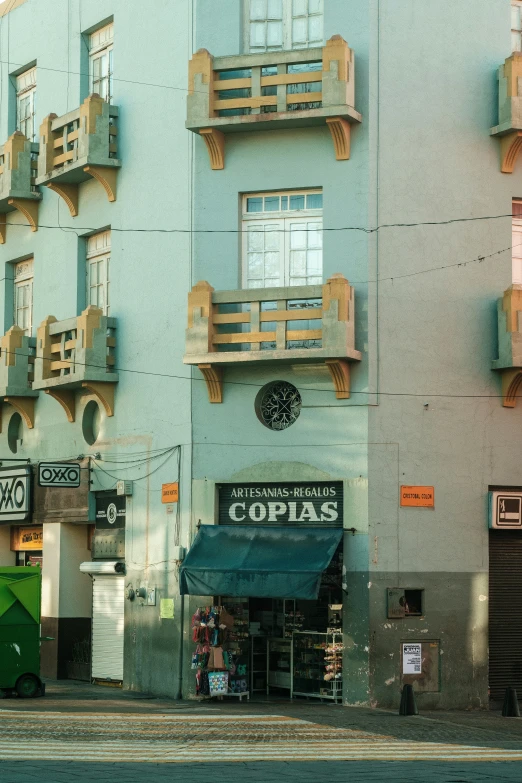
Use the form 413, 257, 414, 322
0, 566, 44, 698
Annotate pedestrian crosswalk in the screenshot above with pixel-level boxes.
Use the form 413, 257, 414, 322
0, 712, 521, 763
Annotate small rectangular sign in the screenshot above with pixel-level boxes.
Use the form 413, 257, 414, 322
400, 486, 434, 508
403, 643, 422, 674
160, 598, 175, 619
10, 526, 43, 551
38, 462, 81, 488
162, 483, 179, 504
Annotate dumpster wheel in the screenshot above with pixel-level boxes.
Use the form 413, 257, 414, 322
16, 674, 41, 698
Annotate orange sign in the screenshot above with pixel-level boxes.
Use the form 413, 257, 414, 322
161, 483, 179, 504
10, 526, 43, 551
400, 486, 434, 508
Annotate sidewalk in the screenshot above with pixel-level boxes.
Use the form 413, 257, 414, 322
3, 680, 522, 750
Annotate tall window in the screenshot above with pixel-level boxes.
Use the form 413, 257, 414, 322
513, 201, 522, 283
14, 258, 33, 335
246, 0, 324, 53
16, 67, 36, 141
242, 190, 323, 288
513, 2, 522, 51
89, 22, 113, 103
87, 231, 111, 315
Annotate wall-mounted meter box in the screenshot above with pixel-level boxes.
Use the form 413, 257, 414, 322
489, 491, 522, 529
116, 480, 133, 497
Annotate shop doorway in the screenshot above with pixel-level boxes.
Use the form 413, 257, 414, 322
190, 544, 343, 702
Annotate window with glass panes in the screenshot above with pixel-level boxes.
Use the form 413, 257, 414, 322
14, 258, 33, 335
514, 2, 522, 51
513, 200, 522, 283
246, 0, 323, 52
16, 67, 36, 141
242, 190, 323, 288
89, 22, 113, 103
87, 231, 111, 315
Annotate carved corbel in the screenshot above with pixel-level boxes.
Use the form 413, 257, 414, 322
0, 213, 5, 244
198, 363, 223, 403
199, 128, 225, 170
326, 117, 351, 161
45, 389, 76, 422
82, 381, 115, 416
325, 358, 351, 399
7, 198, 39, 231
500, 131, 522, 173
46, 182, 79, 217
501, 369, 522, 407
83, 165, 117, 202
2, 396, 36, 429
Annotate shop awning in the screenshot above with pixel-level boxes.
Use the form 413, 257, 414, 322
179, 525, 343, 600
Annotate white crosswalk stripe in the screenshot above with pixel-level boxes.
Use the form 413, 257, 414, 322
0, 712, 521, 763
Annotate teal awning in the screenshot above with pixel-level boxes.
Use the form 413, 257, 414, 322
179, 525, 343, 600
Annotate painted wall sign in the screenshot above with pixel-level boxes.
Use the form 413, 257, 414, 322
0, 465, 32, 523
400, 486, 434, 508
402, 643, 422, 674
38, 462, 81, 488
218, 482, 343, 527
11, 526, 43, 551
162, 483, 179, 504
95, 493, 126, 530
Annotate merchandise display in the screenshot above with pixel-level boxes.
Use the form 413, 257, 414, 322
292, 631, 343, 702
191, 603, 250, 698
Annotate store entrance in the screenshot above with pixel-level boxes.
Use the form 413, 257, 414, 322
191, 546, 343, 702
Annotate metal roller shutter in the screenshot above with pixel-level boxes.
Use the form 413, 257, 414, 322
92, 575, 124, 681
489, 531, 522, 699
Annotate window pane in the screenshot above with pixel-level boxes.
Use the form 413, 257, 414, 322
267, 0, 283, 18
309, 0, 322, 12
281, 196, 288, 211
250, 21, 266, 47
290, 195, 305, 210
265, 251, 280, 277
293, 0, 307, 15
513, 31, 522, 51
308, 14, 322, 43
513, 6, 521, 31
247, 253, 264, 278
290, 250, 307, 276
247, 197, 263, 212
248, 228, 264, 251
306, 249, 322, 275
292, 17, 307, 44
290, 227, 307, 249
264, 227, 280, 250
250, 0, 267, 20
307, 223, 322, 249
264, 196, 280, 211
306, 193, 323, 209
266, 20, 283, 46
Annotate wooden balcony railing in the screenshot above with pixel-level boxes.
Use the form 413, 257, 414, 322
36, 93, 121, 215
33, 305, 118, 421
0, 131, 41, 243
187, 35, 361, 169
0, 325, 38, 428
184, 273, 361, 402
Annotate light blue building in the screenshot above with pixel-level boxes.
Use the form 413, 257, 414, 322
1, 0, 522, 709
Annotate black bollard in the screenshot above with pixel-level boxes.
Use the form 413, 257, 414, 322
502, 687, 521, 717
399, 683, 419, 716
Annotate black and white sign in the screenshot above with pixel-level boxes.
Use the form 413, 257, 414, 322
489, 491, 522, 529
38, 462, 81, 488
0, 465, 32, 523
402, 643, 422, 675
95, 493, 126, 530
218, 482, 343, 527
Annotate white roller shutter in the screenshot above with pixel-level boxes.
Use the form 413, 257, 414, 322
92, 575, 124, 681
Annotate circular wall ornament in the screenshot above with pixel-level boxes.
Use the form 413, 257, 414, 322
256, 381, 302, 431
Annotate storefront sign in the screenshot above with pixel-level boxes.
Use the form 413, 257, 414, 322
95, 493, 126, 529
218, 482, 343, 527
38, 462, 81, 488
0, 465, 32, 523
10, 526, 43, 551
402, 643, 422, 674
400, 486, 434, 508
161, 483, 179, 504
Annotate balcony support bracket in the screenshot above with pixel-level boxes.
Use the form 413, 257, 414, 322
45, 388, 76, 422
2, 396, 36, 430
325, 358, 351, 399
0, 213, 5, 244
500, 368, 522, 407
46, 182, 79, 217
326, 117, 351, 161
82, 381, 116, 417
198, 363, 223, 403
199, 128, 225, 170
499, 131, 522, 173
7, 198, 38, 232
83, 165, 117, 202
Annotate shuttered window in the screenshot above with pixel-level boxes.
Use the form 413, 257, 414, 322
92, 575, 124, 681
246, 0, 324, 52
489, 531, 522, 699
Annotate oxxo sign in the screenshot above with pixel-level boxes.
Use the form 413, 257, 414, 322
0, 466, 32, 523
38, 462, 81, 488
219, 482, 344, 527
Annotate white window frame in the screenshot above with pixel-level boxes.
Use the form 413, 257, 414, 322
513, 1, 522, 52
87, 230, 111, 315
241, 189, 323, 288
16, 67, 36, 142
245, 0, 324, 53
13, 258, 34, 335
89, 22, 114, 103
